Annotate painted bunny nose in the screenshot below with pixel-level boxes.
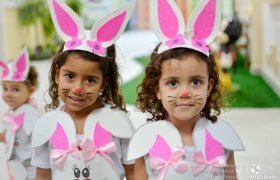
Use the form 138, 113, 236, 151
74, 87, 83, 94
181, 91, 189, 97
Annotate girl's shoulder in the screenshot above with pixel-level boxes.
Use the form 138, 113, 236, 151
127, 118, 245, 161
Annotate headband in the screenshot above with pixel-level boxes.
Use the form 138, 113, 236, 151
48, 0, 136, 57
151, 0, 221, 56
0, 46, 30, 82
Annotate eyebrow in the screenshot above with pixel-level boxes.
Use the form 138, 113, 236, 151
162, 75, 207, 81
62, 69, 101, 80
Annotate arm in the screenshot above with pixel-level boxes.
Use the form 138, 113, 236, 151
0, 132, 4, 142
135, 157, 148, 180
224, 151, 238, 180
124, 164, 134, 180
35, 168, 52, 180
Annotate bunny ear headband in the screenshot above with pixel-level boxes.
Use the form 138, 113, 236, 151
48, 0, 136, 57
0, 46, 30, 82
151, 0, 221, 56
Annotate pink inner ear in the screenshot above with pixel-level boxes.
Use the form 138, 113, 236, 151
194, 0, 216, 40
158, 0, 179, 39
53, 0, 79, 37
94, 122, 112, 148
50, 123, 69, 151
13, 113, 24, 128
97, 11, 126, 42
205, 129, 222, 161
0, 61, 8, 69
16, 54, 26, 72
149, 135, 171, 161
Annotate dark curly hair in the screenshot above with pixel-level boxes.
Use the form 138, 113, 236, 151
136, 44, 227, 123
45, 44, 127, 113
25, 66, 38, 88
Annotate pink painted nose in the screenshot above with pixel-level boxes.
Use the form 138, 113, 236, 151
181, 91, 189, 97
74, 87, 83, 94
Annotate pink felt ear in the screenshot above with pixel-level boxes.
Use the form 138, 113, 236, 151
97, 11, 126, 42
94, 122, 112, 149
0, 60, 8, 69
158, 0, 179, 39
193, 0, 216, 40
53, 0, 79, 37
205, 129, 222, 161
15, 54, 26, 73
13, 113, 24, 128
89, 0, 136, 48
48, 0, 84, 42
50, 123, 69, 151
148, 135, 171, 161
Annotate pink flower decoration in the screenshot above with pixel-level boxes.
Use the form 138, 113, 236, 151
165, 34, 185, 48
12, 71, 24, 81
1, 69, 9, 78
65, 37, 82, 50
191, 37, 209, 52
87, 40, 105, 55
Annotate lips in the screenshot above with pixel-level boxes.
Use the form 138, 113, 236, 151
69, 96, 84, 101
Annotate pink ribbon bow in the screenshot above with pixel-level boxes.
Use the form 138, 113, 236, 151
50, 140, 80, 170
192, 151, 227, 177
150, 146, 190, 180
2, 111, 22, 132
80, 137, 116, 164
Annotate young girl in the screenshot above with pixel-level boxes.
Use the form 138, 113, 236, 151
31, 0, 136, 179
127, 0, 245, 180
0, 46, 40, 180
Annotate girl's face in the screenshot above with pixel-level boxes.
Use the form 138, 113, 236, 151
55, 53, 106, 113
156, 56, 213, 123
2, 81, 34, 109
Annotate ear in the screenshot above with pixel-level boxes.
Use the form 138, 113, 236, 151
207, 78, 214, 97
101, 76, 109, 92
55, 65, 59, 84
28, 86, 36, 97
88, 0, 136, 54
186, 0, 222, 44
155, 86, 161, 100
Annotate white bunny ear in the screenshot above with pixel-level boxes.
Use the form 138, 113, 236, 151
87, 0, 136, 55
10, 46, 30, 82
48, 0, 84, 45
186, 0, 222, 45
84, 107, 135, 139
150, 0, 186, 46
127, 121, 182, 161
14, 104, 39, 136
32, 111, 76, 148
0, 60, 9, 79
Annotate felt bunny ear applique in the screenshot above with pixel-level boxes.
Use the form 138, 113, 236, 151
127, 120, 182, 161
151, 0, 221, 56
48, 0, 136, 56
0, 46, 30, 82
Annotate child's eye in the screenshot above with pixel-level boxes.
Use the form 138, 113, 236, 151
86, 78, 95, 84
2, 87, 8, 91
168, 80, 178, 87
192, 79, 201, 86
12, 88, 19, 92
65, 74, 74, 79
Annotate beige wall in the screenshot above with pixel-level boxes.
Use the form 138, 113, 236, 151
4, 6, 47, 61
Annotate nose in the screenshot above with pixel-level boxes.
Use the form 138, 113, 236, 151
181, 91, 189, 98
74, 87, 83, 94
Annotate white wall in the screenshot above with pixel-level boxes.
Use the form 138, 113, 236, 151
0, 0, 7, 61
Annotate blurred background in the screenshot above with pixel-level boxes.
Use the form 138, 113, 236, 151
0, 0, 280, 179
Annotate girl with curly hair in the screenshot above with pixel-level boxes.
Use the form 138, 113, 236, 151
127, 0, 244, 179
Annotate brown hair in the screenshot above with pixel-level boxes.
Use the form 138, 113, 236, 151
45, 44, 127, 113
25, 66, 38, 88
136, 44, 227, 122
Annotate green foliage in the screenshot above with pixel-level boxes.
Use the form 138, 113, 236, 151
18, 0, 83, 60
